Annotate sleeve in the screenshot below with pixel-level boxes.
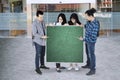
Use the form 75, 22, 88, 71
32, 22, 43, 38
89, 22, 99, 39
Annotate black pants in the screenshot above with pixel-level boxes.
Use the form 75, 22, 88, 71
56, 63, 61, 68
85, 43, 90, 66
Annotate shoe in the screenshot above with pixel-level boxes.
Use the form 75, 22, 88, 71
40, 65, 50, 69
35, 68, 42, 75
74, 66, 79, 71
82, 65, 90, 69
67, 66, 73, 71
86, 70, 96, 75
56, 68, 61, 73
60, 66, 66, 69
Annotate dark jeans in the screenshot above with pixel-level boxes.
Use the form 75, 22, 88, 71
34, 42, 45, 69
86, 42, 96, 70
56, 63, 60, 68
85, 43, 90, 66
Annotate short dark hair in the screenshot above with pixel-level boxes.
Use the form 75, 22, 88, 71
36, 11, 43, 17
85, 8, 96, 17
57, 13, 67, 25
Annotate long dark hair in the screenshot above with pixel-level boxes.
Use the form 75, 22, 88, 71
68, 13, 81, 25
57, 13, 67, 25
85, 8, 96, 17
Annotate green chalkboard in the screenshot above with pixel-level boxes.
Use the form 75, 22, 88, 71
47, 26, 83, 62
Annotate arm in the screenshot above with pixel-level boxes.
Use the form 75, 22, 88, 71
88, 22, 99, 40
32, 22, 42, 38
81, 21, 99, 42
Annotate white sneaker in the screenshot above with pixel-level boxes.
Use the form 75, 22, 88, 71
67, 66, 73, 70
74, 66, 79, 71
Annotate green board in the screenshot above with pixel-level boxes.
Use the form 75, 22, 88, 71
47, 26, 83, 62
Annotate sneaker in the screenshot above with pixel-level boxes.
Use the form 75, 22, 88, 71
35, 68, 42, 75
86, 70, 96, 75
56, 68, 61, 73
40, 65, 50, 69
67, 66, 73, 70
74, 66, 79, 71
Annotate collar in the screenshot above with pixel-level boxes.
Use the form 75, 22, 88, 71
91, 18, 97, 23
35, 19, 43, 23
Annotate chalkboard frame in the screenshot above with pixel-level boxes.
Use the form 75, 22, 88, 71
46, 26, 83, 63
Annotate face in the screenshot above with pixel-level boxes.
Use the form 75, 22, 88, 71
85, 13, 92, 21
71, 18, 76, 24
37, 14, 44, 22
58, 16, 63, 23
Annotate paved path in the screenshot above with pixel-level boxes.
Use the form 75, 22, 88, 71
0, 36, 120, 80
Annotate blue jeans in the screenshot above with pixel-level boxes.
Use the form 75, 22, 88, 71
86, 42, 96, 70
85, 43, 90, 66
34, 42, 45, 69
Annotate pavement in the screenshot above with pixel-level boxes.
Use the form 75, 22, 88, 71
0, 35, 120, 80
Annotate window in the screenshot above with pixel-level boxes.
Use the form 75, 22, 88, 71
97, 0, 112, 12
0, 0, 23, 13
0, 0, 27, 38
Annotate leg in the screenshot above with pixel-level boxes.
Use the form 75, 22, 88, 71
87, 43, 96, 70
34, 42, 42, 75
40, 46, 49, 69
40, 46, 45, 66
86, 42, 96, 75
74, 63, 79, 71
82, 43, 90, 68
67, 63, 73, 70
85, 43, 90, 66
34, 42, 42, 69
56, 63, 60, 68
75, 63, 78, 66
70, 63, 73, 67
56, 63, 61, 72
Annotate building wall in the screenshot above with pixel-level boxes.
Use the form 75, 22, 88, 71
113, 0, 120, 12
0, 0, 120, 37
27, 0, 95, 4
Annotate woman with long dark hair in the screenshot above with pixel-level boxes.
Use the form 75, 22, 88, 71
67, 13, 82, 71
54, 13, 67, 72
54, 13, 67, 26
68, 13, 81, 25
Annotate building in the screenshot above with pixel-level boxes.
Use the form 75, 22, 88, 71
0, 0, 120, 37
0, 0, 26, 37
